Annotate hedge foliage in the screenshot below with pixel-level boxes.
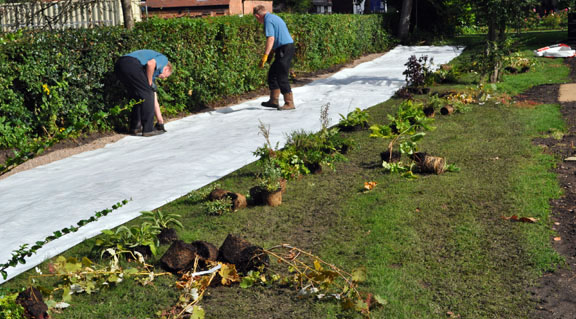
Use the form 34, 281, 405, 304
0, 14, 393, 152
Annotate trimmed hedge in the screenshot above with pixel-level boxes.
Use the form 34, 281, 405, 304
0, 14, 394, 151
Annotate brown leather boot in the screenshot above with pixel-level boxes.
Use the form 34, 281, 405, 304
261, 89, 280, 108
278, 92, 295, 110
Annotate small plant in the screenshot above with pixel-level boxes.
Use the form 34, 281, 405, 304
403, 55, 434, 90
204, 198, 233, 216
116, 223, 160, 257
286, 130, 347, 172
141, 210, 183, 231
257, 161, 282, 192
504, 53, 535, 74
254, 122, 309, 180
187, 183, 221, 203
425, 95, 444, 115
382, 161, 418, 179
338, 108, 370, 130
370, 100, 435, 177
470, 38, 514, 83
433, 64, 459, 84
445, 163, 461, 172
95, 222, 160, 258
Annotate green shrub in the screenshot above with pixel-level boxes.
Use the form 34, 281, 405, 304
338, 108, 370, 129
0, 14, 393, 156
0, 291, 25, 319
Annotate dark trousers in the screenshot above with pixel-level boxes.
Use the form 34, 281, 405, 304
114, 56, 155, 133
268, 43, 295, 94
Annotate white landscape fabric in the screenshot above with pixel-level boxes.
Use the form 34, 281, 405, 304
0, 45, 463, 284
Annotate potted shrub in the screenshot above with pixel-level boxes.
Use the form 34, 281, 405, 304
370, 99, 435, 178
285, 129, 347, 174
256, 161, 283, 207
141, 210, 183, 245
254, 121, 308, 181
403, 55, 434, 95
338, 108, 370, 131
94, 222, 160, 259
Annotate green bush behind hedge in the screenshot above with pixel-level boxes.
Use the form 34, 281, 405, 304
0, 14, 393, 151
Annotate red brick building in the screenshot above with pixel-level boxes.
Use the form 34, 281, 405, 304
142, 0, 272, 18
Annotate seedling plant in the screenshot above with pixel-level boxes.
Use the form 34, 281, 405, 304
338, 108, 370, 130
203, 198, 233, 216
256, 160, 283, 192
141, 210, 183, 232
94, 222, 160, 258
370, 99, 435, 177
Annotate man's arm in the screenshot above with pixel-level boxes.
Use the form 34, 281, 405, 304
145, 59, 157, 86
259, 36, 276, 68
264, 36, 275, 56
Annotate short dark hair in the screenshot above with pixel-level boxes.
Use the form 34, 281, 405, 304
253, 5, 266, 15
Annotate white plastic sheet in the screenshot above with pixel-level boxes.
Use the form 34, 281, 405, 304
0, 45, 463, 284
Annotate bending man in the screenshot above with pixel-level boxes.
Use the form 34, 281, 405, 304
253, 5, 296, 110
115, 49, 172, 136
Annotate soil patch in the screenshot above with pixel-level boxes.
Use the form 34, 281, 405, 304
0, 53, 384, 181
529, 58, 576, 319
514, 84, 559, 105
0, 132, 123, 180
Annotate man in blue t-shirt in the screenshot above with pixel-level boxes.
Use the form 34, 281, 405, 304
253, 5, 296, 110
115, 50, 173, 136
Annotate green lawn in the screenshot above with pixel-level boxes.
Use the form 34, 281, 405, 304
1, 31, 572, 318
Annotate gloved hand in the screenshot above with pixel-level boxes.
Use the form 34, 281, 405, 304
259, 54, 268, 68
155, 122, 167, 132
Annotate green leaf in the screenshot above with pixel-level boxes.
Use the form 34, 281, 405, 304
64, 261, 81, 273
373, 294, 388, 306
240, 278, 254, 289
61, 287, 72, 302
354, 299, 369, 312
81, 257, 93, 267
351, 267, 367, 282
124, 268, 139, 275
410, 132, 426, 142
191, 305, 205, 319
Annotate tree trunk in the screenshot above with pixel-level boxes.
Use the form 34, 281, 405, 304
490, 60, 501, 83
487, 20, 497, 42
121, 0, 134, 30
398, 0, 414, 42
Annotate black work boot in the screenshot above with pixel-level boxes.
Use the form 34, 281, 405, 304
142, 129, 165, 137
129, 123, 143, 136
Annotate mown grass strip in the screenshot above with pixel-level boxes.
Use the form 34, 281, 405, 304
326, 101, 565, 318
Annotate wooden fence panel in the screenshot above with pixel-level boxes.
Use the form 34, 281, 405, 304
0, 0, 141, 32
